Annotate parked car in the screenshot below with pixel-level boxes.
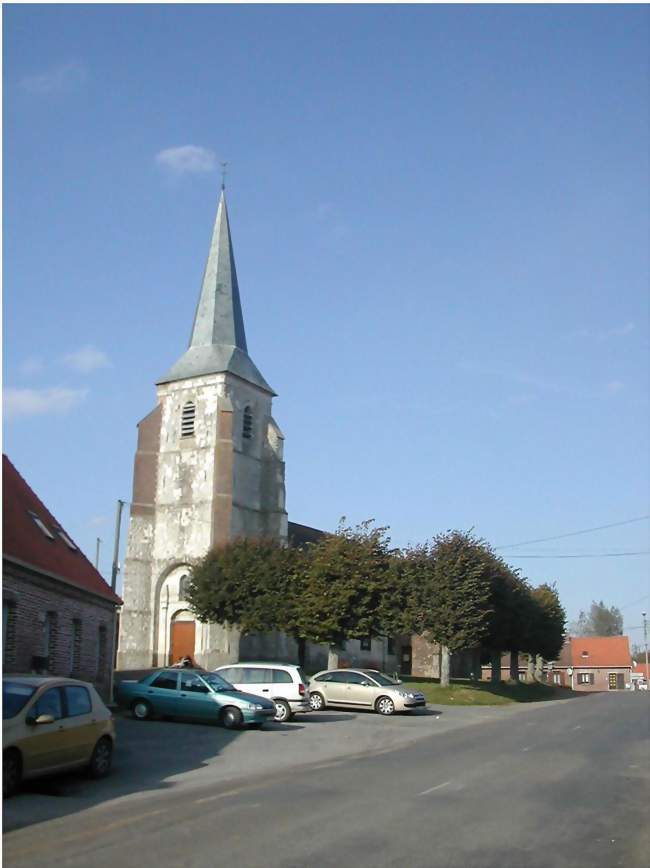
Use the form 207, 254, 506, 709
3, 675, 115, 799
308, 669, 426, 716
213, 663, 311, 722
115, 669, 275, 729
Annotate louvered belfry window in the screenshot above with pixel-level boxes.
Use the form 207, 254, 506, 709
181, 402, 196, 438
243, 406, 253, 440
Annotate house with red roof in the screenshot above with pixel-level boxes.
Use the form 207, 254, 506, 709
3, 455, 122, 700
548, 635, 632, 691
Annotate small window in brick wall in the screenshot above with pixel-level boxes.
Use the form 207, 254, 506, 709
360, 637, 372, 651
181, 402, 196, 438
242, 406, 253, 440
96, 625, 108, 681
42, 612, 57, 660
3, 601, 17, 666
387, 637, 395, 655
70, 619, 82, 675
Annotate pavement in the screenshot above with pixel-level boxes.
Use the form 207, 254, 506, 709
3, 692, 649, 867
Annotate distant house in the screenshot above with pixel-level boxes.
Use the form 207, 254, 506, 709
630, 660, 649, 688
2, 455, 122, 700
548, 636, 632, 691
479, 652, 533, 682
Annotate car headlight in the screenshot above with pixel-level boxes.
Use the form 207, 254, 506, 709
397, 691, 415, 699
251, 703, 264, 710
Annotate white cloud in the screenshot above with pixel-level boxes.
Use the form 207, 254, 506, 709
88, 516, 107, 528
62, 345, 111, 373
566, 321, 636, 341
20, 61, 87, 95
155, 145, 217, 175
4, 387, 88, 419
20, 356, 45, 376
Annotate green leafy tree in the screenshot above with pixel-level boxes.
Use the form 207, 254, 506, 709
570, 600, 623, 637
187, 535, 291, 637
294, 519, 396, 667
404, 531, 494, 687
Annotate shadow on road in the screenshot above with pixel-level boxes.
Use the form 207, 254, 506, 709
3, 713, 248, 833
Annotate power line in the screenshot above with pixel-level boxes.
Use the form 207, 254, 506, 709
495, 516, 650, 550
507, 551, 650, 559
620, 593, 650, 611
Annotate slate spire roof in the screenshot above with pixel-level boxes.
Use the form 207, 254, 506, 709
157, 189, 274, 394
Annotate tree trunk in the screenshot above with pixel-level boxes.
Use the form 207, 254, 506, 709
526, 654, 535, 682
535, 654, 544, 681
470, 648, 481, 681
327, 645, 339, 670
509, 650, 519, 681
296, 637, 306, 668
491, 651, 501, 683
440, 645, 451, 687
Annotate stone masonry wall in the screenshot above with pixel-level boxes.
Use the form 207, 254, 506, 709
3, 562, 117, 702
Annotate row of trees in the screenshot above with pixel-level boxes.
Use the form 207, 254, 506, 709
187, 521, 566, 687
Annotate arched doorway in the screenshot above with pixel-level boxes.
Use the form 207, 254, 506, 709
169, 610, 196, 665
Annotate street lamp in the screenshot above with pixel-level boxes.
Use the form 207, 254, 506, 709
643, 612, 648, 690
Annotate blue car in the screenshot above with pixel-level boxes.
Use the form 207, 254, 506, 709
115, 669, 276, 729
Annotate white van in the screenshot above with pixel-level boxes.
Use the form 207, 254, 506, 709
214, 663, 311, 722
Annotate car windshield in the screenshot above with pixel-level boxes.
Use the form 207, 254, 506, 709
199, 672, 235, 692
364, 671, 399, 686
3, 682, 37, 718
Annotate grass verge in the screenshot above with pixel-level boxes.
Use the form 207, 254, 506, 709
402, 678, 582, 706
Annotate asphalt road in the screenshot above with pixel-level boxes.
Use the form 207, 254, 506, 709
3, 693, 649, 868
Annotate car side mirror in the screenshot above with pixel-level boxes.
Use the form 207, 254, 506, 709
26, 713, 55, 726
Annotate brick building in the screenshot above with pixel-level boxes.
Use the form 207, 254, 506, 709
2, 455, 122, 700
548, 635, 632, 691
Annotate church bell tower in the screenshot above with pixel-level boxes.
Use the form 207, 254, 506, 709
117, 187, 288, 670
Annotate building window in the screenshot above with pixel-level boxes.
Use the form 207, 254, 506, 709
179, 575, 191, 601
42, 611, 57, 659
56, 529, 77, 551
3, 601, 17, 665
71, 619, 82, 674
578, 672, 595, 685
553, 673, 561, 685
387, 637, 395, 655
28, 511, 55, 540
242, 406, 253, 440
580, 651, 589, 659
96, 625, 108, 681
181, 402, 196, 438
360, 637, 372, 651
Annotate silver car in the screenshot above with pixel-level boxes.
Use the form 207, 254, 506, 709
308, 669, 426, 716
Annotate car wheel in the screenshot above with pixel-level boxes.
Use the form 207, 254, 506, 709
221, 707, 244, 730
309, 692, 325, 711
376, 696, 395, 716
273, 700, 292, 723
132, 699, 153, 721
3, 749, 21, 799
88, 737, 113, 778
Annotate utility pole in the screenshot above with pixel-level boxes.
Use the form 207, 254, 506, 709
643, 611, 648, 690
95, 537, 102, 571
110, 500, 125, 592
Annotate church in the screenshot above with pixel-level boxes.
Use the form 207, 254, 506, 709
117, 187, 399, 674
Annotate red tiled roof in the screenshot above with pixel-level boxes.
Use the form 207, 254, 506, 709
2, 455, 122, 605
568, 635, 631, 668
631, 661, 650, 678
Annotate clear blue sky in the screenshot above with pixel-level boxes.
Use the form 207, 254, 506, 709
3, 5, 649, 641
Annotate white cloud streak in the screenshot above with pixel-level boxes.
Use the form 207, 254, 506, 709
155, 145, 217, 175
20, 61, 87, 95
62, 345, 111, 373
566, 321, 636, 341
4, 387, 88, 419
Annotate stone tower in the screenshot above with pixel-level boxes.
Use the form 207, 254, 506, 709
117, 189, 288, 670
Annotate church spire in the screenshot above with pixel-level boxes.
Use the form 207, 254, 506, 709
157, 187, 274, 394
188, 189, 248, 353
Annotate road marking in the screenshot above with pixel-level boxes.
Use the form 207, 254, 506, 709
572, 725, 582, 731
522, 746, 531, 752
6, 809, 167, 859
419, 780, 451, 796
194, 788, 243, 804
